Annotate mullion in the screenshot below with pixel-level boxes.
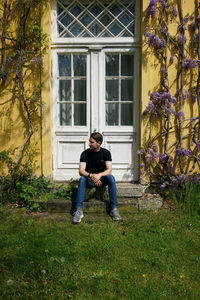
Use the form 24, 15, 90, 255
71, 54, 74, 126
119, 53, 121, 126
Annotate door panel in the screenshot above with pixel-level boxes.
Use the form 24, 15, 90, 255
53, 49, 139, 181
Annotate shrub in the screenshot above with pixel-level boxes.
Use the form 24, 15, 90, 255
170, 181, 200, 216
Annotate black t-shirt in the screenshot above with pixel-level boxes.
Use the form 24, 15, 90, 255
80, 148, 112, 174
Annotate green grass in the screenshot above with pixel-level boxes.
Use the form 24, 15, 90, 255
0, 207, 200, 299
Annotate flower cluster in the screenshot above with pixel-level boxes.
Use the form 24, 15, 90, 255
171, 6, 178, 20
196, 140, 200, 151
147, 0, 157, 19
143, 91, 177, 119
145, 32, 166, 50
175, 147, 192, 158
178, 34, 187, 44
159, 0, 166, 8
183, 58, 199, 70
188, 21, 196, 33
169, 54, 175, 64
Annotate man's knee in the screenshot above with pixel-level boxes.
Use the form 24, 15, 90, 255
106, 174, 115, 183
79, 176, 87, 185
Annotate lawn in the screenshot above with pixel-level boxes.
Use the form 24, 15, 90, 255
0, 206, 200, 300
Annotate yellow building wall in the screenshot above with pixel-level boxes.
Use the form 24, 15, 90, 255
140, 0, 199, 179
41, 0, 52, 177
0, 0, 198, 179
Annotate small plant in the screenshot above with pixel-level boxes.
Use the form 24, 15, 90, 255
170, 181, 200, 216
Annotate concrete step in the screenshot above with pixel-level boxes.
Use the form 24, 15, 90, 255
37, 194, 163, 214
53, 182, 145, 200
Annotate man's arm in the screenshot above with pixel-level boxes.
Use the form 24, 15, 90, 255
90, 162, 112, 182
79, 163, 89, 177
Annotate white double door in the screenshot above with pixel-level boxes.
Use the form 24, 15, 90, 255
52, 47, 139, 181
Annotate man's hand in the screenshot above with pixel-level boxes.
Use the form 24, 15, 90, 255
90, 174, 102, 187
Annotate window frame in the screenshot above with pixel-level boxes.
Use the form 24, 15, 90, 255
51, 0, 141, 46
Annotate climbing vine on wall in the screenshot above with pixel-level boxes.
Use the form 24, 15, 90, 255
138, 0, 200, 187
0, 0, 47, 177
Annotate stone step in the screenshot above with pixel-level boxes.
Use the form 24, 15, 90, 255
37, 193, 163, 214
53, 182, 145, 199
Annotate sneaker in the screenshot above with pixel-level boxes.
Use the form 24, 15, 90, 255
110, 208, 122, 221
72, 208, 84, 223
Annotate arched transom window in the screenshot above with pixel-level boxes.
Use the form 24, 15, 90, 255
56, 0, 136, 38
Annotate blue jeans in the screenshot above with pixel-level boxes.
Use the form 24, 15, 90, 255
75, 175, 118, 209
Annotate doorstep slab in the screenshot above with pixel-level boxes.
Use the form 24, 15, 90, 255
36, 194, 163, 213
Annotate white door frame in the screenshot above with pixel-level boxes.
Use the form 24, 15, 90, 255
51, 0, 141, 181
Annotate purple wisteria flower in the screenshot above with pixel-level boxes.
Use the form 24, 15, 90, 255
159, 153, 173, 163
188, 21, 196, 33
169, 54, 175, 64
159, 38, 166, 49
160, 28, 171, 37
189, 117, 197, 124
137, 149, 146, 156
196, 140, 200, 151
147, 0, 157, 19
197, 15, 200, 22
143, 91, 177, 119
159, 0, 166, 8
160, 183, 167, 191
178, 23, 187, 33
170, 177, 179, 187
160, 67, 167, 73
177, 174, 185, 182
152, 143, 158, 152
145, 32, 166, 50
32, 56, 43, 66
178, 34, 187, 44
176, 147, 192, 157
171, 6, 178, 20
178, 111, 185, 119
192, 95, 196, 102
183, 90, 190, 99
171, 97, 177, 104
192, 34, 199, 44
183, 58, 199, 70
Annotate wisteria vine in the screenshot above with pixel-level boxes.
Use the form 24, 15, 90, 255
138, 0, 200, 187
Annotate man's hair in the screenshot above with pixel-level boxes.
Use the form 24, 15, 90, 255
90, 132, 103, 144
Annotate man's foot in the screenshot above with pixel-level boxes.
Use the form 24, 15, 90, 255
72, 208, 84, 223
110, 208, 122, 221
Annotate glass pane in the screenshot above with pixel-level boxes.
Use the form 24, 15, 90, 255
74, 55, 86, 76
119, 12, 133, 26
128, 23, 135, 34
68, 22, 83, 37
106, 103, 119, 125
108, 21, 123, 36
121, 55, 134, 76
106, 55, 119, 76
121, 79, 133, 101
59, 80, 71, 101
89, 3, 103, 16
58, 55, 71, 76
99, 13, 113, 26
88, 22, 103, 36
121, 103, 133, 125
106, 80, 118, 101
110, 3, 123, 16
58, 13, 73, 29
60, 103, 71, 125
74, 80, 86, 101
74, 104, 86, 125
69, 3, 82, 17
79, 13, 92, 27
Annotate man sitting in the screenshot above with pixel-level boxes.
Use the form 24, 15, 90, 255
73, 132, 121, 223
